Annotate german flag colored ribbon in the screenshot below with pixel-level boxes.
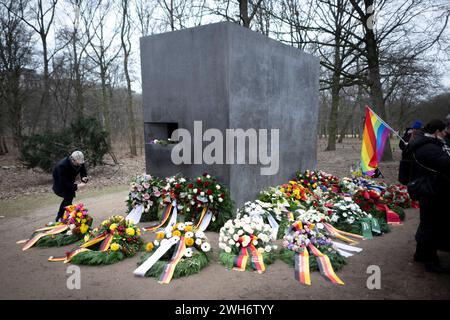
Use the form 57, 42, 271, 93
376, 204, 401, 225
248, 243, 266, 274
22, 224, 69, 251
233, 235, 265, 273
144, 203, 173, 232
158, 236, 186, 284
308, 244, 344, 285
233, 247, 249, 271
323, 223, 364, 244
294, 247, 311, 286
48, 232, 110, 263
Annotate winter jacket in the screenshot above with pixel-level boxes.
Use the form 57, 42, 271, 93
52, 157, 87, 198
408, 133, 450, 250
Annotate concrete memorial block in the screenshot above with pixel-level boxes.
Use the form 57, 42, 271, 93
140, 21, 319, 208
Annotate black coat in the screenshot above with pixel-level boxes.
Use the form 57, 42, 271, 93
52, 157, 87, 198
408, 133, 450, 250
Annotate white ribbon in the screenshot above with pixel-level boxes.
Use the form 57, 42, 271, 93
198, 210, 213, 232
332, 241, 363, 252
266, 213, 279, 240
167, 201, 178, 228
126, 204, 144, 225
133, 237, 179, 277
336, 249, 354, 258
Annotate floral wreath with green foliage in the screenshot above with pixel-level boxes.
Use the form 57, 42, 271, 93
137, 222, 211, 280
59, 216, 144, 266
126, 173, 233, 231
327, 197, 374, 236
280, 220, 346, 272
218, 216, 277, 271
126, 174, 163, 222
21, 204, 93, 250
236, 200, 290, 240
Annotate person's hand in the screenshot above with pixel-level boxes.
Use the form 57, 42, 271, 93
77, 182, 87, 189
82, 177, 89, 183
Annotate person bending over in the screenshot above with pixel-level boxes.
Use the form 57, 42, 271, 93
52, 151, 88, 222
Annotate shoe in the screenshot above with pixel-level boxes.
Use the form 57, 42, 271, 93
424, 263, 450, 274
414, 252, 439, 264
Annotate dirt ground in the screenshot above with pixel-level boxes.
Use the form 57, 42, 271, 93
1, 138, 449, 300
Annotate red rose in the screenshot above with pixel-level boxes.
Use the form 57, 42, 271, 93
204, 181, 210, 187
197, 178, 202, 184
207, 189, 213, 195
175, 184, 181, 189
188, 184, 193, 188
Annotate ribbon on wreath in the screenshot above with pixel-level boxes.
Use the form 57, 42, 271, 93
195, 207, 213, 232
48, 232, 112, 263
375, 204, 401, 225
323, 223, 364, 244
308, 244, 344, 285
126, 204, 144, 225
233, 235, 266, 274
294, 247, 311, 285
144, 201, 175, 232
158, 236, 187, 284
134, 237, 179, 277
20, 224, 69, 251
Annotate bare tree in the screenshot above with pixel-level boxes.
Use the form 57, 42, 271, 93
83, 0, 121, 155
347, 0, 450, 160
120, 0, 137, 156
0, 0, 33, 150
2, 0, 60, 132
135, 0, 157, 37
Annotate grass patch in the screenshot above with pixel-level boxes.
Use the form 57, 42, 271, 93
0, 185, 128, 218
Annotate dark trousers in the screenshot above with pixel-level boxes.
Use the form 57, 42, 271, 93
56, 195, 74, 221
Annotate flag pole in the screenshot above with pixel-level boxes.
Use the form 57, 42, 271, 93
366, 106, 407, 144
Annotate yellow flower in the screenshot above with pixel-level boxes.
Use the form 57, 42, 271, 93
84, 234, 90, 242
80, 224, 89, 234
101, 220, 109, 226
172, 230, 181, 237
110, 243, 120, 251
110, 223, 118, 231
137, 229, 141, 236
126, 228, 135, 236
186, 238, 195, 247
146, 243, 154, 252
184, 225, 193, 232
81, 219, 87, 224
156, 232, 165, 240
280, 188, 285, 193
77, 212, 83, 218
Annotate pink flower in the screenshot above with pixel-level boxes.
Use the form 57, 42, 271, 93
143, 193, 151, 200
143, 183, 150, 189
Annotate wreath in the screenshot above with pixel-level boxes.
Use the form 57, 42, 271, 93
281, 220, 347, 286
49, 215, 143, 265
20, 204, 93, 250
218, 216, 277, 273
134, 222, 211, 283
126, 173, 234, 232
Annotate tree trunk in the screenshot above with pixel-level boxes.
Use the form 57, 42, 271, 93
326, 39, 341, 151
364, 17, 393, 161
239, 0, 250, 28
100, 69, 112, 149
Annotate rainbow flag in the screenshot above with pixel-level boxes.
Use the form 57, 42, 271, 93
361, 106, 392, 176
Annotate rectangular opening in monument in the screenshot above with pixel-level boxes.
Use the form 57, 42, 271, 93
144, 122, 179, 143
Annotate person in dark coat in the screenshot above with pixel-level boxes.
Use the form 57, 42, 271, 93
445, 114, 450, 146
52, 151, 88, 222
408, 120, 450, 273
398, 120, 422, 185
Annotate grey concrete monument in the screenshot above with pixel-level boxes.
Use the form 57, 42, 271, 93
140, 21, 319, 208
